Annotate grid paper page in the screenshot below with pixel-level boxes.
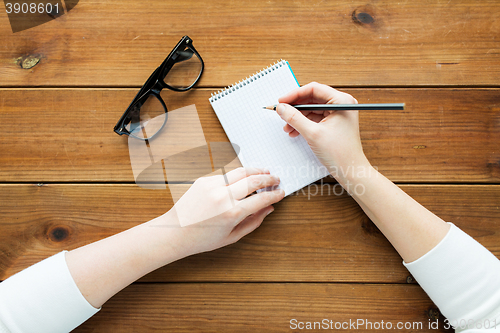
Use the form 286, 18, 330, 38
209, 61, 329, 196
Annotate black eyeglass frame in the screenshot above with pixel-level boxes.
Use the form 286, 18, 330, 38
113, 35, 204, 140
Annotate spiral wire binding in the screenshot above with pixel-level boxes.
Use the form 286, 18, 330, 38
209, 60, 286, 103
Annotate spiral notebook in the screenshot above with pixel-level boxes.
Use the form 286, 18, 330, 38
209, 60, 329, 196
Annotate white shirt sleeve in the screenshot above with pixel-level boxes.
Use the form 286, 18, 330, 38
0, 319, 11, 333
404, 223, 500, 332
0, 251, 100, 333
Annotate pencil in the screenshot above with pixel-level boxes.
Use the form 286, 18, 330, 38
263, 103, 405, 111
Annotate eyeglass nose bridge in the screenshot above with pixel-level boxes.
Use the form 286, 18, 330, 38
150, 87, 163, 95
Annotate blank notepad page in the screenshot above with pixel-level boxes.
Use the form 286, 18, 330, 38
209, 60, 329, 196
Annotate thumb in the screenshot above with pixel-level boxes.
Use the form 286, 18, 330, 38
276, 103, 317, 139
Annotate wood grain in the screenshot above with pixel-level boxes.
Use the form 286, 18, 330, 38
72, 283, 451, 333
0, 88, 498, 182
1, 184, 498, 283
1, 1, 498, 331
1, 1, 499, 87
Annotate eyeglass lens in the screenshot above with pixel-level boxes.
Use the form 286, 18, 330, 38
126, 94, 166, 139
163, 46, 203, 89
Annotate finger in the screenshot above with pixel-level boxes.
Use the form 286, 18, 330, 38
276, 103, 318, 140
283, 109, 329, 135
330, 90, 358, 105
227, 206, 273, 243
278, 82, 338, 105
237, 188, 285, 219
284, 124, 300, 137
283, 123, 294, 133
305, 112, 325, 123
229, 174, 280, 200
224, 167, 270, 185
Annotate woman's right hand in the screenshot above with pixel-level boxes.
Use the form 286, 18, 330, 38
277, 82, 370, 179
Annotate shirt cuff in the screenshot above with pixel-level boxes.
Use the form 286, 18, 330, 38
0, 251, 100, 333
403, 223, 500, 330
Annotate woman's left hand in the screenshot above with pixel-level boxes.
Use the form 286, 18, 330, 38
161, 167, 285, 256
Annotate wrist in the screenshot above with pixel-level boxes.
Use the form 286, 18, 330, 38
334, 167, 377, 202
139, 211, 192, 268
330, 156, 374, 185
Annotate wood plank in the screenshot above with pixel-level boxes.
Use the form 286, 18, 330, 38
0, 88, 498, 182
1, 184, 498, 283
73, 283, 451, 333
1, 1, 500, 87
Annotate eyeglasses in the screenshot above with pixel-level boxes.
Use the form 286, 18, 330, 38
114, 36, 204, 140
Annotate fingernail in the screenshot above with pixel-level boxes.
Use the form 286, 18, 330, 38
263, 167, 270, 173
266, 208, 274, 216
276, 104, 285, 116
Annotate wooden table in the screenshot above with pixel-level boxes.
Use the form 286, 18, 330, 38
1, 1, 499, 332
